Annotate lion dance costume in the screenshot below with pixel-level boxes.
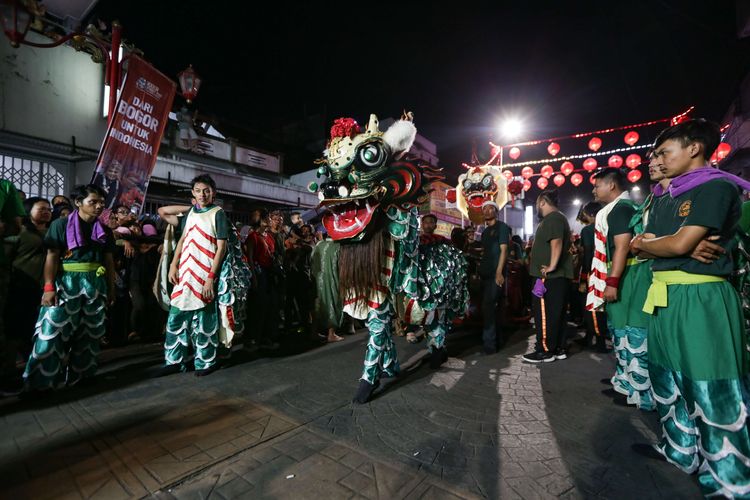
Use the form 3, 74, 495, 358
310, 113, 469, 403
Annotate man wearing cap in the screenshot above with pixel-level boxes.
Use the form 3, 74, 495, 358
478, 200, 510, 353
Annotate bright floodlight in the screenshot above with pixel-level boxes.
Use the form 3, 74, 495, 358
632, 186, 641, 192
573, 199, 581, 206
500, 118, 523, 140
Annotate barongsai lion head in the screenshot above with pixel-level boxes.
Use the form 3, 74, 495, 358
309, 112, 441, 241
456, 164, 509, 224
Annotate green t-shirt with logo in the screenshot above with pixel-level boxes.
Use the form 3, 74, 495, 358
45, 215, 116, 264
646, 179, 740, 276
529, 211, 573, 279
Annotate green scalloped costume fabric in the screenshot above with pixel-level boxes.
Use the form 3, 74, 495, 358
24, 270, 107, 389
164, 228, 250, 370
359, 207, 469, 384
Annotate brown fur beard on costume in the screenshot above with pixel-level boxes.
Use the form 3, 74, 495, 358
338, 226, 387, 302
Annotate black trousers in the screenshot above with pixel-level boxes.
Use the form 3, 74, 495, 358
481, 277, 503, 350
532, 277, 570, 353
583, 309, 608, 342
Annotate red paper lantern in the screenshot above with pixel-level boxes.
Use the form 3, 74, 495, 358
541, 164, 554, 178
627, 169, 642, 183
624, 130, 639, 146
560, 161, 574, 176
547, 142, 560, 156
446, 189, 456, 204
710, 151, 719, 164
716, 142, 732, 160
608, 155, 623, 168
553, 174, 565, 187
537, 177, 549, 190
588, 137, 602, 152
589, 174, 597, 185
521, 166, 534, 179
503, 170, 514, 181
508, 180, 524, 196
571, 173, 583, 186
626, 154, 641, 169
583, 157, 598, 172
523, 180, 532, 191
509, 147, 521, 160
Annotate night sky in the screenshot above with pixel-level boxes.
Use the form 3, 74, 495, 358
92, 0, 750, 188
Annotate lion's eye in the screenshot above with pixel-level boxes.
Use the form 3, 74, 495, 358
357, 143, 385, 169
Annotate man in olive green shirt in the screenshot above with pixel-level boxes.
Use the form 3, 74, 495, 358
523, 189, 573, 363
0, 179, 25, 391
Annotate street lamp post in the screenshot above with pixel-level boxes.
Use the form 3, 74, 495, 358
0, 0, 124, 125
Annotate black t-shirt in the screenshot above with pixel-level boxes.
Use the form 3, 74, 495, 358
479, 221, 510, 277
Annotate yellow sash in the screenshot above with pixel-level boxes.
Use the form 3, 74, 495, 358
607, 258, 639, 270
642, 270, 724, 314
62, 262, 106, 276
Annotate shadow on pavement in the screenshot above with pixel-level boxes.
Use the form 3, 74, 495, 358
539, 329, 702, 498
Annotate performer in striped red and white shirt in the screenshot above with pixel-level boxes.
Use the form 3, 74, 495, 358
158, 174, 250, 376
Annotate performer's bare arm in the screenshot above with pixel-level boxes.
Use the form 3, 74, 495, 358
41, 249, 60, 307
631, 226, 710, 258
495, 243, 508, 287
542, 238, 562, 277
203, 239, 227, 301
605, 233, 630, 302
158, 205, 192, 227
168, 232, 187, 285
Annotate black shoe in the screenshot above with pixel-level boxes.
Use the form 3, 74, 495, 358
195, 364, 220, 377
483, 347, 496, 355
612, 395, 631, 407
600, 377, 612, 385
554, 348, 568, 360
522, 351, 555, 363
429, 347, 448, 369
352, 379, 379, 404
631, 443, 666, 462
155, 364, 182, 377
601, 388, 620, 398
260, 340, 281, 351
595, 345, 612, 353
0, 377, 24, 397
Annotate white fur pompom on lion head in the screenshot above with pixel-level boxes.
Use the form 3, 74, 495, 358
383, 111, 417, 157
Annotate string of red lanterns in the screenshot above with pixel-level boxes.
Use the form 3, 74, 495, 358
489, 106, 693, 151
465, 106, 735, 194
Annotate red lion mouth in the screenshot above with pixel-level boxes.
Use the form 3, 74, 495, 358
467, 192, 490, 210
322, 197, 380, 240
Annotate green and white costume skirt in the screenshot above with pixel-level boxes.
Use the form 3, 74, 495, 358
24, 264, 108, 390
607, 260, 654, 411
646, 272, 750, 497
165, 301, 226, 371
361, 301, 400, 385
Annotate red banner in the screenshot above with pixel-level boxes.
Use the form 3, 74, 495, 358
91, 55, 176, 217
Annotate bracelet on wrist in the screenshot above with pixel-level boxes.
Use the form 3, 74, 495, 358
207, 271, 217, 279
43, 283, 55, 293
605, 276, 621, 289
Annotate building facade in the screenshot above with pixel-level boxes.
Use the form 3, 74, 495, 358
0, 27, 316, 220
